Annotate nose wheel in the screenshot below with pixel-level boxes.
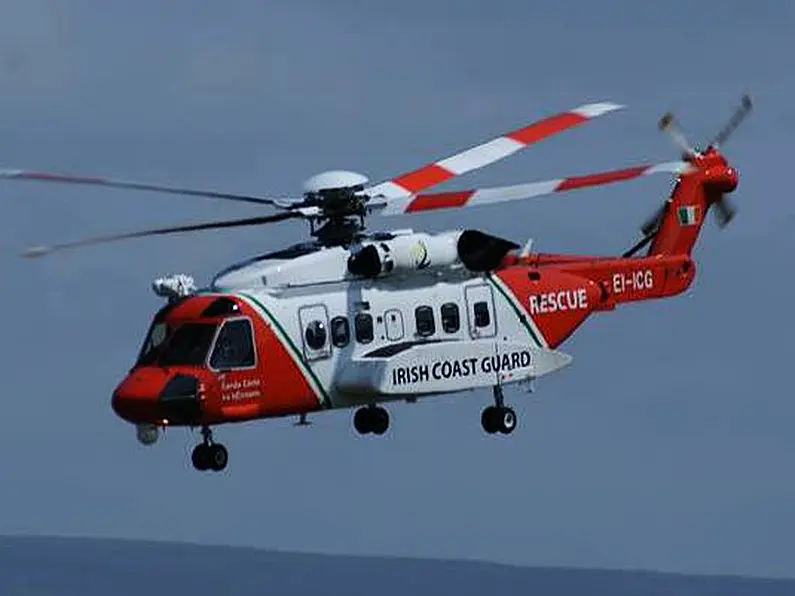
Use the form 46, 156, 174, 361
191, 426, 228, 472
481, 385, 517, 435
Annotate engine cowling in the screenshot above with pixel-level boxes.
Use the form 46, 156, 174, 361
347, 230, 519, 278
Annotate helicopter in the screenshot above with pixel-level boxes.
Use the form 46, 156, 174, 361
1, 94, 752, 472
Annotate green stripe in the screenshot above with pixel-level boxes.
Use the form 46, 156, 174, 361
486, 274, 545, 347
239, 292, 333, 408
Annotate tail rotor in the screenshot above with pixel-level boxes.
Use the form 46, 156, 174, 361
637, 94, 752, 242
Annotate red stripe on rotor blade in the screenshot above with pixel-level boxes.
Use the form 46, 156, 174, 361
555, 165, 648, 191
392, 164, 454, 194
506, 112, 587, 145
405, 190, 475, 212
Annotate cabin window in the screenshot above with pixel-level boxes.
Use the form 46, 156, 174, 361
473, 301, 491, 328
354, 312, 374, 344
209, 318, 256, 369
440, 302, 460, 333
304, 320, 328, 351
331, 316, 350, 347
415, 305, 435, 337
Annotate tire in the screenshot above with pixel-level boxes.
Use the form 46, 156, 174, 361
481, 406, 499, 434
354, 407, 371, 434
191, 444, 210, 471
498, 407, 517, 434
372, 408, 389, 435
209, 444, 228, 471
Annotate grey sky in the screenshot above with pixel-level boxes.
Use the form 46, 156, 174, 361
1, 0, 793, 579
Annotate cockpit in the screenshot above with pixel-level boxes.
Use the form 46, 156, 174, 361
134, 296, 256, 371
112, 293, 264, 429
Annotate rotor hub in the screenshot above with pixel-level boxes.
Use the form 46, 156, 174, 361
302, 170, 369, 194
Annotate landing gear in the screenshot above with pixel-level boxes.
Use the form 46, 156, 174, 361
191, 426, 228, 472
481, 385, 517, 435
353, 405, 389, 435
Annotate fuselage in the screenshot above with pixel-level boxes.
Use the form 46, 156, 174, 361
111, 235, 621, 429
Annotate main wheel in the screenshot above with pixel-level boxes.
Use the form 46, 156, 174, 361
371, 407, 389, 435
191, 444, 211, 471
354, 407, 371, 434
353, 406, 390, 435
208, 443, 229, 471
481, 406, 500, 434
481, 406, 517, 435
497, 407, 517, 434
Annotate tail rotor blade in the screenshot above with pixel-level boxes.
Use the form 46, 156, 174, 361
640, 203, 667, 236
658, 111, 696, 157
708, 94, 753, 149
713, 195, 737, 228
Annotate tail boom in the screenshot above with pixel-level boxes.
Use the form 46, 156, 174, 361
544, 253, 696, 308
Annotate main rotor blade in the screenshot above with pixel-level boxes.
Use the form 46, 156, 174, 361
373, 161, 691, 215
20, 211, 304, 258
0, 168, 301, 208
365, 101, 624, 200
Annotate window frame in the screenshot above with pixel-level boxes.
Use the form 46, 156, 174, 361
354, 312, 374, 344
414, 305, 436, 337
473, 300, 491, 328
440, 302, 460, 334
207, 316, 258, 372
330, 315, 351, 348
303, 319, 329, 351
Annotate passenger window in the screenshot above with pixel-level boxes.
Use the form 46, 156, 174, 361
354, 313, 373, 344
304, 320, 327, 350
209, 318, 255, 369
415, 305, 435, 337
474, 301, 490, 328
331, 316, 350, 347
440, 302, 460, 333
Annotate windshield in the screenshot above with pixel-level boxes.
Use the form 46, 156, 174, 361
136, 322, 218, 367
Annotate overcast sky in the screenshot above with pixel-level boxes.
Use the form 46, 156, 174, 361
1, 0, 794, 579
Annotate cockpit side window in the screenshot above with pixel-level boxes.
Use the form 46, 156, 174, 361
209, 318, 256, 370
136, 321, 169, 366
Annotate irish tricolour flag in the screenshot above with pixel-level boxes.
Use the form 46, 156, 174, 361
677, 205, 699, 226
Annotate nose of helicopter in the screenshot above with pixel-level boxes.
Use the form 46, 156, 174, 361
111, 367, 171, 423
112, 367, 207, 425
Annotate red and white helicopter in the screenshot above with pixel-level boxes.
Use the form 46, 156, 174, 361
2, 94, 752, 472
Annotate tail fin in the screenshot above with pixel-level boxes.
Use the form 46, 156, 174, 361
646, 147, 738, 257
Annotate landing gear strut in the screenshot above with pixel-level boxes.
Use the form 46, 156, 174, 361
191, 426, 228, 472
353, 405, 389, 435
481, 385, 517, 435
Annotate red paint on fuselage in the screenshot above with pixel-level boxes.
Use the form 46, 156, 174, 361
111, 294, 321, 427
495, 266, 604, 348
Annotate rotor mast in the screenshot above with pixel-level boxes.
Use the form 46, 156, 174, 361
301, 170, 373, 246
